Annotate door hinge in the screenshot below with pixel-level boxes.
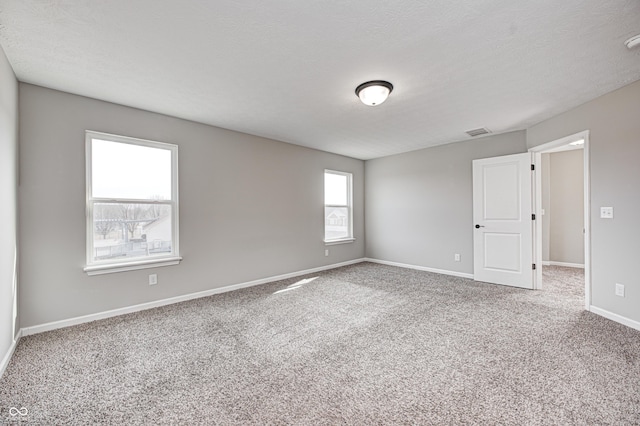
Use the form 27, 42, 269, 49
532, 263, 536, 270
531, 164, 535, 171
532, 213, 536, 220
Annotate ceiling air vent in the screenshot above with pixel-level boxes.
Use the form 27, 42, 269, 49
466, 127, 491, 137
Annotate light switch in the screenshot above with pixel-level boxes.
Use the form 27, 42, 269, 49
600, 207, 613, 219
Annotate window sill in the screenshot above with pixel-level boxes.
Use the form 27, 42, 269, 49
84, 256, 182, 276
324, 238, 356, 246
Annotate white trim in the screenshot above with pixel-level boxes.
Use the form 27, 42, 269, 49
533, 151, 543, 289
364, 258, 474, 279
583, 134, 591, 311
324, 238, 356, 245
590, 306, 640, 332
529, 132, 588, 150
545, 261, 585, 269
84, 256, 182, 275
0, 329, 22, 379
529, 130, 591, 309
22, 258, 366, 337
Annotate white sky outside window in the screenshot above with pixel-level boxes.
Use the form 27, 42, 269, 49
92, 139, 172, 200
324, 173, 347, 205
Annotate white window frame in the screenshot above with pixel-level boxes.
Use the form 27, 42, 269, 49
84, 131, 181, 275
324, 169, 355, 245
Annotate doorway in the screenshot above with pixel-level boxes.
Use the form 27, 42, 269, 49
530, 131, 590, 310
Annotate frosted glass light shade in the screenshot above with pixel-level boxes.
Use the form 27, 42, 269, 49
355, 80, 393, 106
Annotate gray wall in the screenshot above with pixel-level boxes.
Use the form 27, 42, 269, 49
541, 154, 551, 261
528, 79, 640, 323
365, 131, 527, 274
548, 149, 584, 265
0, 46, 18, 364
19, 84, 365, 328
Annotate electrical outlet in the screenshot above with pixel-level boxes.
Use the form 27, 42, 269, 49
615, 283, 624, 297
324, 249, 329, 257
454, 253, 461, 262
149, 274, 158, 286
600, 207, 614, 219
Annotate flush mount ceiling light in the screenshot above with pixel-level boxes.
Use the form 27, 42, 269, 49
355, 80, 393, 106
625, 34, 640, 49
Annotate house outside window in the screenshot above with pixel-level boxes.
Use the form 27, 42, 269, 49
324, 170, 354, 243
84, 131, 181, 275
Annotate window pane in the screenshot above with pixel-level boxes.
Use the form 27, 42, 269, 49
325, 207, 349, 240
92, 202, 172, 262
325, 173, 347, 205
92, 139, 172, 200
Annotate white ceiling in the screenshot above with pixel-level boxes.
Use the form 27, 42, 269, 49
1, 1, 639, 160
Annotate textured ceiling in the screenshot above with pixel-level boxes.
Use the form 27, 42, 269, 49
1, 1, 639, 160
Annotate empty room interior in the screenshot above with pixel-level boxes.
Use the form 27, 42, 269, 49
1, 1, 640, 424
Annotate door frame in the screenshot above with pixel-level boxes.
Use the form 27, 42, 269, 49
529, 130, 591, 310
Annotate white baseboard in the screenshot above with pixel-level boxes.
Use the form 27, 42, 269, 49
364, 258, 474, 279
0, 329, 22, 379
589, 306, 640, 332
543, 261, 584, 269
22, 258, 366, 337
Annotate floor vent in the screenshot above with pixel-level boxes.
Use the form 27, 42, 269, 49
466, 127, 491, 137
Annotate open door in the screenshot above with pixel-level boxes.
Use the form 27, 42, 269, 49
473, 152, 534, 289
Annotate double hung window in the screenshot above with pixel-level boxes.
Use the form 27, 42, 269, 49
85, 131, 180, 274
324, 170, 353, 243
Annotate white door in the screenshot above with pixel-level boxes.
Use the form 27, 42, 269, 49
473, 153, 533, 289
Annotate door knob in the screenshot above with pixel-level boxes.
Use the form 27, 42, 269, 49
475, 224, 485, 228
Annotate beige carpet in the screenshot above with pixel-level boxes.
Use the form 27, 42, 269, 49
1, 263, 639, 424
